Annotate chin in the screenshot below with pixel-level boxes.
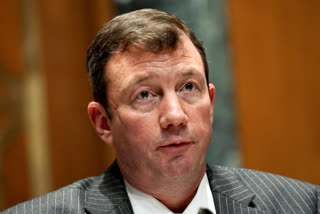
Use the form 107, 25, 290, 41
165, 157, 200, 178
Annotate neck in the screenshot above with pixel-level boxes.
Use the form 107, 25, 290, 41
122, 166, 206, 212
156, 182, 200, 213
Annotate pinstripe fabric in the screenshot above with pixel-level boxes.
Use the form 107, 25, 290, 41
82, 162, 133, 214
2, 187, 86, 214
208, 165, 319, 214
1, 162, 132, 214
1, 162, 319, 213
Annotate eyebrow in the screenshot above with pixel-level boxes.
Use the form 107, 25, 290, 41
131, 69, 199, 85
182, 70, 195, 77
133, 74, 156, 85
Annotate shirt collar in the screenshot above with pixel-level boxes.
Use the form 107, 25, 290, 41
124, 173, 216, 214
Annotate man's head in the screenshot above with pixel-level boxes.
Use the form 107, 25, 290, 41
87, 8, 209, 119
87, 9, 215, 204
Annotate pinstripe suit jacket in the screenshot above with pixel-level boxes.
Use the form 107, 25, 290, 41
2, 161, 319, 214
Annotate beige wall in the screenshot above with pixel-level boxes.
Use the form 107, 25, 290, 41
0, 0, 116, 210
229, 0, 320, 184
0, 0, 30, 209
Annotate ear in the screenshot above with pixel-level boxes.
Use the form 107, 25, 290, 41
88, 102, 113, 146
208, 83, 216, 124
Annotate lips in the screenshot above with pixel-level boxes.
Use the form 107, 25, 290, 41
157, 138, 192, 152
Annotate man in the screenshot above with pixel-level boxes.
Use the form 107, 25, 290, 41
2, 9, 319, 214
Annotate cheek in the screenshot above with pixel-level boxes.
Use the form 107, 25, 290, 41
126, 115, 154, 134
188, 101, 213, 141
189, 100, 212, 124
115, 112, 158, 146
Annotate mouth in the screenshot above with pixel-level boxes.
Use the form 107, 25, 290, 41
157, 138, 192, 152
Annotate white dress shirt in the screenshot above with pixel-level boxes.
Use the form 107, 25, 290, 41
124, 173, 216, 214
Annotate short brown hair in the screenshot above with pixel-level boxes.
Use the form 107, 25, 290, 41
87, 8, 209, 118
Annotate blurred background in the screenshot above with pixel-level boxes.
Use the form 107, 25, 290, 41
1, 0, 319, 210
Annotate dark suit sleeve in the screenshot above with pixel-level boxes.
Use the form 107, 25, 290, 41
317, 185, 320, 213
0, 186, 85, 214
231, 167, 320, 214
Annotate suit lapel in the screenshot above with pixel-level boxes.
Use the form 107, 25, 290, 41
207, 165, 270, 214
84, 161, 133, 214
84, 163, 271, 214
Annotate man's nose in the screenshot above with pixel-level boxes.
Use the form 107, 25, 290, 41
159, 94, 188, 129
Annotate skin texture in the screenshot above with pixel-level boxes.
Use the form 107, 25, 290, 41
88, 35, 215, 212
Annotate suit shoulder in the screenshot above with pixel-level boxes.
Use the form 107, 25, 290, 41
212, 165, 319, 209
208, 165, 319, 213
1, 175, 102, 214
209, 165, 317, 187
212, 165, 318, 191
230, 166, 318, 191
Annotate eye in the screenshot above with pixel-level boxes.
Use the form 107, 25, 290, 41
137, 90, 152, 100
184, 82, 195, 91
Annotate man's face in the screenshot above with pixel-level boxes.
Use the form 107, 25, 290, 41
105, 36, 215, 184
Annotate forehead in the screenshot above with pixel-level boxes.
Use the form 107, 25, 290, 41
105, 36, 203, 80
